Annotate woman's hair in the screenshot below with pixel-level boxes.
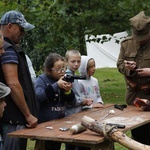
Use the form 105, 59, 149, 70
43, 53, 65, 72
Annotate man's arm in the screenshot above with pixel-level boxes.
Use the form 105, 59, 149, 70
2, 63, 37, 128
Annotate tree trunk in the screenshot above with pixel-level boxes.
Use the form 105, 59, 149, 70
81, 116, 150, 150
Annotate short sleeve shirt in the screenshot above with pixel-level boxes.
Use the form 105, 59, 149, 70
1, 47, 18, 65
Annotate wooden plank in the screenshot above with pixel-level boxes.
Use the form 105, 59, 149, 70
8, 104, 150, 145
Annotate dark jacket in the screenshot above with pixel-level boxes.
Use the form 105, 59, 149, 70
117, 36, 150, 104
35, 73, 76, 123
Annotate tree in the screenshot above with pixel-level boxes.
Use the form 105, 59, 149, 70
0, 0, 150, 72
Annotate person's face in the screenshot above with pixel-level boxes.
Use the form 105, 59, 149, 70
0, 99, 6, 118
67, 54, 81, 72
87, 59, 96, 76
49, 60, 66, 80
8, 23, 25, 44
0, 38, 4, 56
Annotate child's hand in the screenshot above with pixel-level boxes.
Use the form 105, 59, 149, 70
83, 98, 93, 106
86, 98, 93, 106
92, 103, 103, 108
57, 77, 72, 91
63, 82, 72, 92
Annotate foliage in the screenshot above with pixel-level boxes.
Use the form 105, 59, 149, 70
0, 0, 150, 72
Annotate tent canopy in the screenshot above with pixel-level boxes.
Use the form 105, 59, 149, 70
85, 31, 128, 68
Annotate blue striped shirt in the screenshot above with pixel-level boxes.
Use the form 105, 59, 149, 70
1, 47, 18, 65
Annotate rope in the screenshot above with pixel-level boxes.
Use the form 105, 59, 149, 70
102, 123, 117, 140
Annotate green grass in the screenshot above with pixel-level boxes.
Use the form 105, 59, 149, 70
94, 68, 126, 104
27, 68, 130, 150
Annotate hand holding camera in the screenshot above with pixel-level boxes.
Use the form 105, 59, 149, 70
124, 60, 137, 71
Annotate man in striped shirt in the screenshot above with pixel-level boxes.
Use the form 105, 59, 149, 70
0, 10, 38, 150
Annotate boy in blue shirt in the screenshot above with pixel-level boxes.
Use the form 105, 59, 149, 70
65, 50, 93, 150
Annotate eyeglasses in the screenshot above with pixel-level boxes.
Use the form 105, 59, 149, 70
51, 66, 67, 73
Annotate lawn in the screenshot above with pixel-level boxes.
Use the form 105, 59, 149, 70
94, 68, 126, 105
27, 68, 130, 150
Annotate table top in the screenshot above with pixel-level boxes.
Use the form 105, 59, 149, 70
8, 104, 150, 145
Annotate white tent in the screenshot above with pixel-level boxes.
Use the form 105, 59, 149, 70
85, 31, 128, 68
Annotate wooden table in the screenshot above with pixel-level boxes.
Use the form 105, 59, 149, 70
8, 104, 150, 150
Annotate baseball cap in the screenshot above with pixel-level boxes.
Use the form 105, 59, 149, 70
129, 11, 150, 41
0, 10, 35, 31
0, 82, 11, 99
